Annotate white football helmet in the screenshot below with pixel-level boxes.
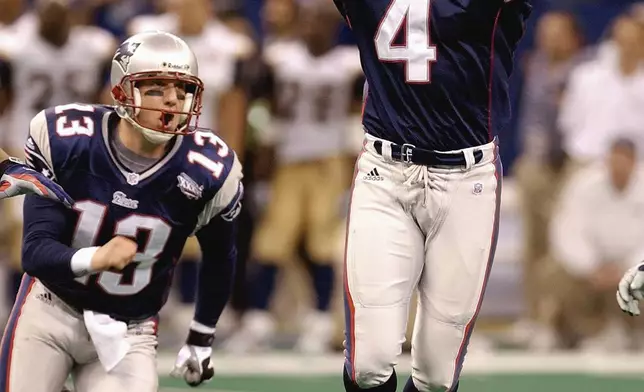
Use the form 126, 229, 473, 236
110, 31, 204, 144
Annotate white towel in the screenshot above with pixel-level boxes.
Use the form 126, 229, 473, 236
83, 310, 131, 372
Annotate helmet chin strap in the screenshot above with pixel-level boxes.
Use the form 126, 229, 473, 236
139, 123, 175, 144
115, 105, 176, 145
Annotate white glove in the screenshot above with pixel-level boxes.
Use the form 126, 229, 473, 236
171, 345, 214, 387
170, 322, 215, 387
616, 262, 644, 316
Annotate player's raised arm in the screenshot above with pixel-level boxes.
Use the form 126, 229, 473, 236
172, 152, 243, 387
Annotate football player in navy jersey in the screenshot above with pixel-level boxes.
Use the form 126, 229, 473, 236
334, 1, 532, 391
0, 31, 243, 392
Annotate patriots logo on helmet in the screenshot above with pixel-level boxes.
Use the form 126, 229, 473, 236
114, 42, 141, 72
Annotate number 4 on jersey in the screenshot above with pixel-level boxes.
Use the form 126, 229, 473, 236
375, 0, 437, 84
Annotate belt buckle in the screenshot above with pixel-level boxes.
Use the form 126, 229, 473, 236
400, 143, 415, 164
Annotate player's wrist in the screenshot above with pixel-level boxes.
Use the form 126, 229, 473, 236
186, 320, 215, 347
70, 246, 101, 277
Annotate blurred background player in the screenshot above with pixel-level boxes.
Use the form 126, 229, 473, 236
261, 0, 298, 45
550, 138, 644, 351
507, 10, 586, 351
222, 0, 364, 354
127, 0, 254, 344
0, 0, 115, 152
0, 0, 115, 324
557, 13, 644, 166
0, 0, 31, 37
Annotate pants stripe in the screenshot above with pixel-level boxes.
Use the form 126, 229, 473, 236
0, 274, 35, 392
449, 150, 503, 391
343, 141, 367, 381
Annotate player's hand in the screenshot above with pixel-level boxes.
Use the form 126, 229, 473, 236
91, 236, 138, 272
0, 158, 74, 208
171, 328, 215, 387
616, 262, 644, 316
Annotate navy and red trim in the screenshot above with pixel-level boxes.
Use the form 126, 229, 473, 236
343, 141, 368, 381
0, 274, 35, 392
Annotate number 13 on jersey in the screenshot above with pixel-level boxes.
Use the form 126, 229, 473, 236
375, 0, 437, 84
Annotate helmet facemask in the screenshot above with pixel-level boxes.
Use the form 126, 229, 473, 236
111, 71, 204, 143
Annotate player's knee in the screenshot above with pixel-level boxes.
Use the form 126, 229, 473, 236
352, 354, 396, 388
429, 302, 477, 327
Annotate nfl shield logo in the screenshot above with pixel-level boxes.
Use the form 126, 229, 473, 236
126, 172, 140, 186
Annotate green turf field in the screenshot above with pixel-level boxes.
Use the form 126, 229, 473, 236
158, 374, 644, 392
154, 352, 644, 391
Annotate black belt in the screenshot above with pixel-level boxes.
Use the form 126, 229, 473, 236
373, 141, 483, 167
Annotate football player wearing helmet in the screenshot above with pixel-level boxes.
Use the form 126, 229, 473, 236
0, 31, 243, 392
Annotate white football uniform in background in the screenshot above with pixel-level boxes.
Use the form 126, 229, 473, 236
263, 42, 363, 163
0, 20, 115, 153
0, 12, 37, 151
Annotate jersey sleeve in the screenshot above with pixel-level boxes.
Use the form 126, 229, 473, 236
24, 105, 95, 183
192, 152, 244, 234
24, 110, 56, 180
22, 194, 81, 282
193, 214, 238, 327
21, 111, 92, 283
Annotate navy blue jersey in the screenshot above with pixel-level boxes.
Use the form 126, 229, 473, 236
22, 103, 243, 321
335, 0, 532, 150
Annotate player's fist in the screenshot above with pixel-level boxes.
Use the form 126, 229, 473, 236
171, 326, 216, 387
91, 236, 138, 272
171, 345, 214, 387
0, 157, 74, 207
617, 262, 644, 316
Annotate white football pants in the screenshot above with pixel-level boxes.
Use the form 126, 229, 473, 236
343, 134, 502, 391
0, 276, 159, 392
